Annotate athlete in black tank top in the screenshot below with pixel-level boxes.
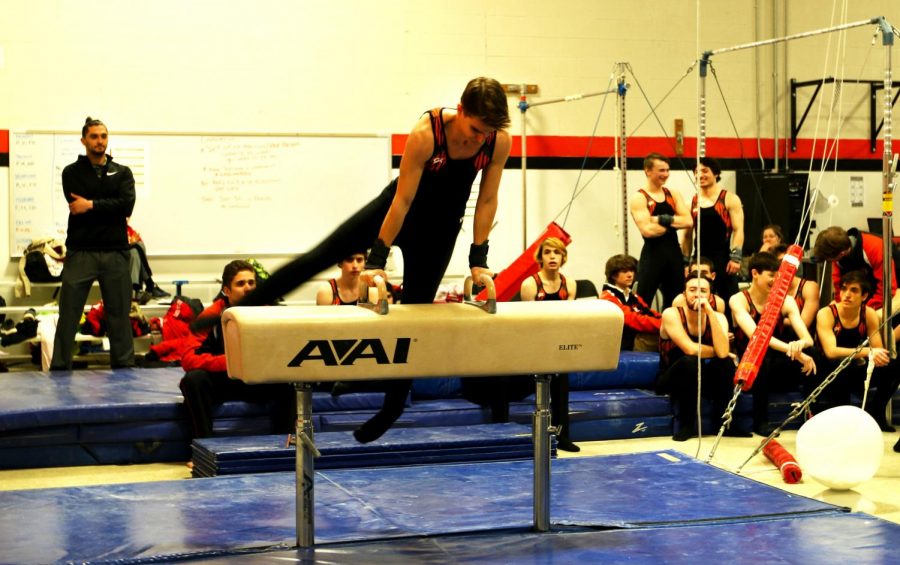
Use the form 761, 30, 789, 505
630, 154, 690, 310
683, 158, 744, 310
240, 78, 512, 444
518, 238, 578, 451
811, 276, 900, 431
316, 252, 366, 306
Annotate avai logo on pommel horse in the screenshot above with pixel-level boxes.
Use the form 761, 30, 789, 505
288, 338, 412, 367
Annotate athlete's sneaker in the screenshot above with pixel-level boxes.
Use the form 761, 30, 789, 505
149, 285, 171, 299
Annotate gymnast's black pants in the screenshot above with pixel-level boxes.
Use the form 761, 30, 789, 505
636, 240, 683, 310
657, 356, 734, 433
747, 351, 804, 433
246, 181, 467, 443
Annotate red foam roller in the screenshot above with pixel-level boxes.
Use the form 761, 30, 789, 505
763, 438, 803, 484
734, 244, 803, 391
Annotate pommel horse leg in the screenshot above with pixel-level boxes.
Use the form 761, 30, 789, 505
294, 383, 320, 548
533, 374, 553, 531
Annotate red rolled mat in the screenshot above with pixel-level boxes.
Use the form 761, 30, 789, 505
763, 438, 803, 484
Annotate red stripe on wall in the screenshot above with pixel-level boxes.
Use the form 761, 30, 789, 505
0, 130, 8, 154
390, 133, 884, 162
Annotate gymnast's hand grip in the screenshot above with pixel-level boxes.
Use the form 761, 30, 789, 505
357, 275, 389, 315
464, 274, 496, 314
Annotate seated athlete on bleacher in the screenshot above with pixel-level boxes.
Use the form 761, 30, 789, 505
599, 253, 661, 352
771, 243, 820, 334
657, 272, 746, 441
519, 236, 579, 451
179, 260, 295, 441
729, 251, 816, 435
811, 270, 900, 432
316, 251, 366, 305
814, 225, 900, 341
675, 256, 725, 313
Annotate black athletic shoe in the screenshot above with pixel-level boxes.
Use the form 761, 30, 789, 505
353, 425, 383, 444
556, 436, 581, 452
331, 381, 353, 397
876, 421, 897, 433
149, 285, 171, 299
673, 427, 696, 442
353, 412, 397, 444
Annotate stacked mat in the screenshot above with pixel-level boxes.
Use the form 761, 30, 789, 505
191, 422, 548, 477
0, 368, 397, 469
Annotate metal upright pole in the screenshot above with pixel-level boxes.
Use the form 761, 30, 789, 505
698, 55, 709, 160
617, 64, 629, 254
520, 84, 529, 251
879, 19, 895, 355
532, 374, 552, 532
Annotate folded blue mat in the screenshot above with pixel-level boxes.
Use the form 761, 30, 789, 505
191, 423, 543, 477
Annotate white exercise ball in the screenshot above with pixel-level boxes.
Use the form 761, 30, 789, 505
796, 405, 883, 491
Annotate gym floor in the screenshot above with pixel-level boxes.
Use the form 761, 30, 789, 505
1, 432, 897, 526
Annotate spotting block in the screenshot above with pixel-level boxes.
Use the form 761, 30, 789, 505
223, 300, 623, 384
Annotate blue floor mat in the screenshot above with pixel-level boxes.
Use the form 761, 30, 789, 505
0, 451, 842, 564
188, 513, 900, 564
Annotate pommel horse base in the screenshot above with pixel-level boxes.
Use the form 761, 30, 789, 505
223, 283, 622, 548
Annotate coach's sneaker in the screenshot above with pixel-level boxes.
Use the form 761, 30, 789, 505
148, 284, 171, 299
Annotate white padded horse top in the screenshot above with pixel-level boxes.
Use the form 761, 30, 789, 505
223, 300, 623, 383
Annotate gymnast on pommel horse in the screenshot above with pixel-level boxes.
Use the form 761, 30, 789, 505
230, 77, 512, 445
221, 277, 623, 547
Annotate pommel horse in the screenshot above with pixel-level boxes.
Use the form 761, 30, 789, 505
223, 276, 623, 548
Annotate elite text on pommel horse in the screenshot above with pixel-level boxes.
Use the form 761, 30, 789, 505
222, 278, 623, 548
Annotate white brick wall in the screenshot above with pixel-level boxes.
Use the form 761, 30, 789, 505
0, 0, 897, 295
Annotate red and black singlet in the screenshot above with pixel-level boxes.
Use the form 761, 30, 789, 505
531, 273, 569, 301
828, 303, 867, 348
639, 187, 678, 247
733, 289, 784, 354
659, 307, 713, 370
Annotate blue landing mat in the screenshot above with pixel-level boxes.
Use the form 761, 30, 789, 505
0, 368, 187, 430
0, 451, 841, 564
191, 513, 900, 564
192, 423, 543, 476
0, 369, 393, 468
0, 369, 390, 431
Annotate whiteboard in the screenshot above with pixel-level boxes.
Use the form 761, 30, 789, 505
9, 132, 392, 256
